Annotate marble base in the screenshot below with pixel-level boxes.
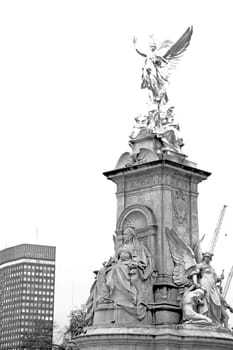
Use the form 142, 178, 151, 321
67, 324, 233, 350
93, 303, 153, 325
93, 302, 181, 326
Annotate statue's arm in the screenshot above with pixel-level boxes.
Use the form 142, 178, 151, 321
135, 48, 147, 57
190, 265, 201, 288
213, 269, 223, 283
227, 305, 233, 313
133, 36, 146, 57
222, 297, 233, 312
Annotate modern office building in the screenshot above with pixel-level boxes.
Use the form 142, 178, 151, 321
0, 244, 56, 350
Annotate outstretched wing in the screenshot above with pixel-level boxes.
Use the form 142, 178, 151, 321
166, 227, 196, 286
157, 40, 174, 55
163, 26, 193, 71
192, 233, 205, 263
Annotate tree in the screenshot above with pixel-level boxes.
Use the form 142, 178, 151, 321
66, 305, 88, 339
53, 305, 88, 348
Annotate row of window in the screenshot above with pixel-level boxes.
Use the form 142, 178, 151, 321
1, 318, 53, 331
2, 301, 53, 312
1, 311, 54, 324
23, 277, 54, 283
2, 283, 54, 293
2, 302, 53, 311
3, 291, 54, 299
1, 312, 53, 326
26, 266, 54, 270
3, 276, 54, 285
2, 290, 54, 300
23, 291, 54, 298
2, 264, 55, 272
1, 274, 55, 284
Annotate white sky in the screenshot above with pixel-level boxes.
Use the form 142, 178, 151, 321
1, 0, 233, 330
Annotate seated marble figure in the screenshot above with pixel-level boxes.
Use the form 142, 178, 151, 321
85, 226, 155, 324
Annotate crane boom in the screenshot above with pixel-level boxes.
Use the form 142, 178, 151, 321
208, 205, 227, 254
223, 265, 233, 298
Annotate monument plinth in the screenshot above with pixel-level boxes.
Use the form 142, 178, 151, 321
68, 27, 233, 350
104, 155, 210, 326
69, 325, 233, 350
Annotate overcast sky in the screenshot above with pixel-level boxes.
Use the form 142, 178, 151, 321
1, 0, 233, 329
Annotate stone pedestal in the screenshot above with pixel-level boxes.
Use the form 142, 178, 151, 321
67, 134, 233, 349
68, 324, 233, 350
103, 156, 210, 323
93, 303, 153, 325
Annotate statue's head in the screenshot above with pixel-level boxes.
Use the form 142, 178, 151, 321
194, 288, 206, 298
123, 226, 136, 243
202, 251, 213, 262
149, 34, 157, 51
149, 43, 157, 52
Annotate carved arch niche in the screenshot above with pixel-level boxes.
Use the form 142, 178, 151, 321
116, 205, 158, 263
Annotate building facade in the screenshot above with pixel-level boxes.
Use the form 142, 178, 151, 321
0, 244, 56, 350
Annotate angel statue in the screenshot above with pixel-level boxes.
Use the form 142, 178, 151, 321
166, 227, 226, 326
196, 252, 224, 324
133, 27, 193, 126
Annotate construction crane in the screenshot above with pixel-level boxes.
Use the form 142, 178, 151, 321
208, 205, 227, 254
223, 265, 233, 298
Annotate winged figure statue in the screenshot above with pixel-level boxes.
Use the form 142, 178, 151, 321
133, 27, 193, 131
166, 227, 228, 326
165, 227, 197, 287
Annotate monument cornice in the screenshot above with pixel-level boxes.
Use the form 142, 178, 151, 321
103, 159, 211, 181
